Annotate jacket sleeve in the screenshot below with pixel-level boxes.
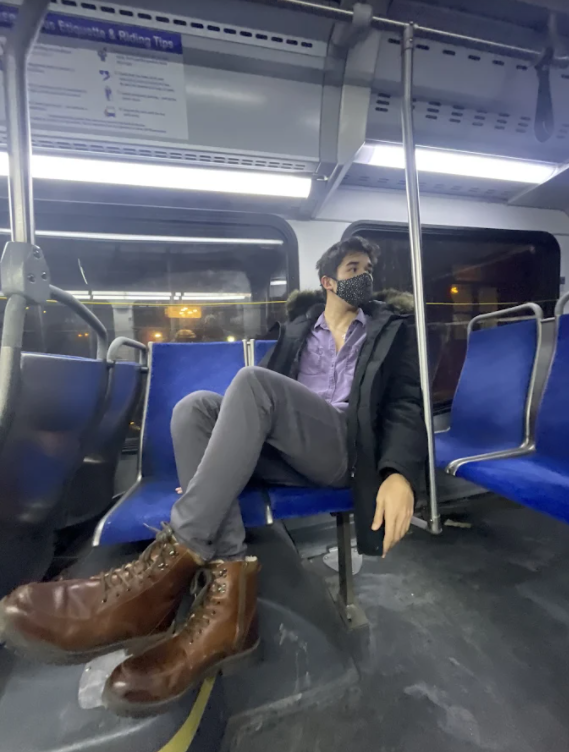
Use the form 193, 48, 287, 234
376, 321, 428, 498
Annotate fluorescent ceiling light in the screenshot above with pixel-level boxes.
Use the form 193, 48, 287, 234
270, 279, 287, 285
0, 228, 283, 245
365, 143, 557, 184
181, 293, 250, 301
37, 231, 283, 245
0, 153, 311, 199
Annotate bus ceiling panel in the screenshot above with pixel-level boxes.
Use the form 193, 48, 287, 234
387, 0, 548, 51
112, 0, 334, 42
342, 162, 529, 204
509, 165, 569, 210
45, 0, 330, 54
368, 36, 569, 162
4, 0, 326, 167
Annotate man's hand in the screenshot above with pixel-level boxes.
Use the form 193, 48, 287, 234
371, 473, 414, 557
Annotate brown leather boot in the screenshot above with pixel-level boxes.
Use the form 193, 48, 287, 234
0, 525, 202, 664
103, 558, 260, 717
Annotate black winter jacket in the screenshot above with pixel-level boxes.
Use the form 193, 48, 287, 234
261, 289, 428, 556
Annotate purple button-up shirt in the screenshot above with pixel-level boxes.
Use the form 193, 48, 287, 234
297, 309, 367, 411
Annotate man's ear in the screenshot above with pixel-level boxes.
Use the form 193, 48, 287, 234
321, 275, 335, 293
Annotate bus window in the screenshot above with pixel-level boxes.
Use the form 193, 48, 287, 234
345, 225, 560, 404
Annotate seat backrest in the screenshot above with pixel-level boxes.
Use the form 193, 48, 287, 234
535, 314, 569, 462
57, 361, 144, 529
448, 319, 538, 448
88, 361, 142, 459
141, 342, 246, 480
254, 340, 275, 365
0, 353, 108, 526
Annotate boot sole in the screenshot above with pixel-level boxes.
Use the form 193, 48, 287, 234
0, 598, 170, 666
102, 638, 262, 718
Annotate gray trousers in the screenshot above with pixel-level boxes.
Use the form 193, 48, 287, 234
170, 366, 349, 560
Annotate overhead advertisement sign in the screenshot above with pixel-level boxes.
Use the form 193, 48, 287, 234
0, 5, 189, 143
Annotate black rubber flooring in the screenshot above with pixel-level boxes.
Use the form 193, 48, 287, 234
234, 500, 569, 752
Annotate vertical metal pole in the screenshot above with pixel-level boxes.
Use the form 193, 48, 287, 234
336, 511, 355, 625
0, 0, 49, 443
4, 0, 49, 245
4, 0, 50, 352
401, 24, 441, 535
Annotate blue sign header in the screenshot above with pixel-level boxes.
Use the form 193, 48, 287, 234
0, 5, 183, 54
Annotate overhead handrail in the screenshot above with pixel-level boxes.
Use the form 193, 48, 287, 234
49, 286, 108, 360
107, 337, 148, 367
248, 0, 569, 66
468, 303, 544, 336
554, 292, 569, 317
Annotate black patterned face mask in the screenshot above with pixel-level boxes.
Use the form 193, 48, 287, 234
333, 272, 373, 308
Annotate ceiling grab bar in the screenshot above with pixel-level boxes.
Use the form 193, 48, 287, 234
0, 0, 50, 450
401, 23, 441, 536
249, 0, 569, 67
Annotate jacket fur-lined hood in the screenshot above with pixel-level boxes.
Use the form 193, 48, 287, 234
285, 288, 414, 322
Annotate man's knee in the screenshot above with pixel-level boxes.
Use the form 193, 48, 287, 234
171, 390, 219, 431
231, 366, 271, 392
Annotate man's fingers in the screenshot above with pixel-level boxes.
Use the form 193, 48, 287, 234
372, 494, 385, 531
383, 512, 396, 557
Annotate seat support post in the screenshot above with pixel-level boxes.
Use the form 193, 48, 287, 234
335, 512, 367, 628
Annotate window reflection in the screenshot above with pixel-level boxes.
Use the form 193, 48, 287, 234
351, 227, 560, 404
0, 235, 292, 357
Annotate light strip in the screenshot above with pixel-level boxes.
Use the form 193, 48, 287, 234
364, 143, 557, 184
0, 228, 283, 245
71, 290, 252, 302
181, 293, 250, 301
0, 153, 311, 199
37, 231, 283, 245
270, 279, 287, 285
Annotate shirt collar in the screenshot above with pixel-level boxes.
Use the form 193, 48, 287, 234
315, 309, 366, 331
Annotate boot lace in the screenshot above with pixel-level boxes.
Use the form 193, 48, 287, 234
181, 564, 228, 643
99, 523, 180, 603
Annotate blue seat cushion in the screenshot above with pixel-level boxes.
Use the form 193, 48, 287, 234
99, 479, 269, 545
268, 486, 354, 519
458, 454, 569, 524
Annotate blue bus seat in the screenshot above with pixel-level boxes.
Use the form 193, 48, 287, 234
267, 485, 353, 518
96, 342, 270, 544
435, 319, 538, 470
458, 314, 569, 523
58, 360, 144, 529
97, 480, 269, 545
0, 353, 107, 595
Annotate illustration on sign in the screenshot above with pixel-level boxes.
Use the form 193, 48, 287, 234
0, 4, 189, 143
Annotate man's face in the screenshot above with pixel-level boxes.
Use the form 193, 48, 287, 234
322, 252, 373, 294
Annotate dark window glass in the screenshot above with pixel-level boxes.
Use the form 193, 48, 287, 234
348, 225, 560, 404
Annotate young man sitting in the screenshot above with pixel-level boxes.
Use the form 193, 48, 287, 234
0, 236, 427, 716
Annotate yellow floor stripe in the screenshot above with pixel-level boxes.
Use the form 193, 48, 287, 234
158, 676, 216, 752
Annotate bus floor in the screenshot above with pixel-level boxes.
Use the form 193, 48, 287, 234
234, 499, 569, 752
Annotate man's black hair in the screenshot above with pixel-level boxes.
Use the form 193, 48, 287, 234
316, 236, 379, 281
